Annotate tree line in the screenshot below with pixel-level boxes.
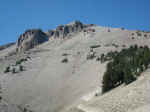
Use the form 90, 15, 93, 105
101, 45, 150, 93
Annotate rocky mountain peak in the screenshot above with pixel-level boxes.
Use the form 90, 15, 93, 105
47, 21, 86, 38
16, 21, 93, 52
16, 29, 48, 52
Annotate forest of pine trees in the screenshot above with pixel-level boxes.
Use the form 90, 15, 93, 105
101, 45, 150, 93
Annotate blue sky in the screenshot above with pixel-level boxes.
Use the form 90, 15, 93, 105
0, 0, 150, 45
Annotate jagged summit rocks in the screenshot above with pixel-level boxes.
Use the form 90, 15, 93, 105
47, 21, 87, 38
16, 29, 48, 52
16, 21, 93, 52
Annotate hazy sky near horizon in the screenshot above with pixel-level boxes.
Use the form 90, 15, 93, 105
0, 0, 150, 45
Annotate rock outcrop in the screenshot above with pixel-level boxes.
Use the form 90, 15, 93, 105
47, 21, 86, 38
16, 29, 48, 52
16, 21, 92, 52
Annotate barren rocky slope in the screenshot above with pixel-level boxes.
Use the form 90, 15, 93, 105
0, 22, 150, 112
0, 42, 15, 51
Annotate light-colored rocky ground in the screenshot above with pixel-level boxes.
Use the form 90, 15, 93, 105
0, 25, 150, 112
66, 69, 150, 112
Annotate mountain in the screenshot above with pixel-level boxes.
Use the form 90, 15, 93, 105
0, 21, 150, 112
47, 21, 87, 38
0, 42, 15, 51
16, 21, 90, 53
16, 29, 48, 52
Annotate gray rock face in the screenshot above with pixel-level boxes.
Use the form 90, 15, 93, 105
16, 21, 88, 52
47, 21, 86, 39
16, 29, 48, 52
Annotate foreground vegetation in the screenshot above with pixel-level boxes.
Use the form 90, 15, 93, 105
102, 45, 150, 93
3, 57, 31, 74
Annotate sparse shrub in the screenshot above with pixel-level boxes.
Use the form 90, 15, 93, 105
0, 96, 2, 101
95, 92, 99, 97
136, 31, 142, 36
4, 66, 10, 73
92, 29, 95, 32
16, 59, 23, 65
87, 52, 96, 60
90, 45, 101, 49
19, 65, 24, 71
61, 58, 68, 63
144, 34, 147, 38
26, 56, 31, 60
100, 53, 105, 63
96, 56, 101, 61
131, 33, 134, 36
122, 45, 126, 47
16, 58, 28, 65
17, 105, 33, 112
112, 43, 119, 48
77, 52, 80, 55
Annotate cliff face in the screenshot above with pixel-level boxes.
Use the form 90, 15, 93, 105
16, 29, 48, 52
16, 21, 88, 52
47, 21, 87, 38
